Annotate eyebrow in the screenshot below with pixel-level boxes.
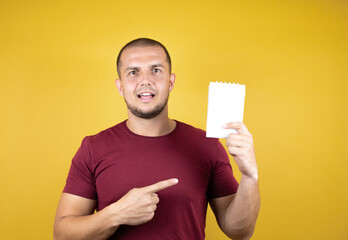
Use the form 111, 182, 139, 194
125, 64, 165, 72
151, 64, 164, 68
125, 66, 140, 71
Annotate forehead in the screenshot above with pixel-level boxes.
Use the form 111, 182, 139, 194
120, 46, 168, 69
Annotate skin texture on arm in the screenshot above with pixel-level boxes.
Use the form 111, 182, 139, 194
210, 178, 260, 239
209, 122, 260, 240
53, 179, 178, 240
53, 193, 119, 240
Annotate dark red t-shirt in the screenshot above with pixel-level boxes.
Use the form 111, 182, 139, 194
63, 120, 239, 239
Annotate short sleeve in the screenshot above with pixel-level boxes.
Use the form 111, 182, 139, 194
207, 141, 239, 199
63, 137, 97, 200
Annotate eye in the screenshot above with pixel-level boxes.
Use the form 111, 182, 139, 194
128, 70, 137, 76
152, 68, 160, 73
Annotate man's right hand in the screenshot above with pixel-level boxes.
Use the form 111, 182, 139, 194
109, 178, 179, 226
54, 178, 178, 240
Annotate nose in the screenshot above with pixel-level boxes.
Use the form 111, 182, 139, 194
139, 72, 152, 87
140, 80, 151, 87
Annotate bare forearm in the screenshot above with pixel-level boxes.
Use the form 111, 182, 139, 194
54, 179, 177, 240
223, 175, 260, 239
54, 206, 119, 240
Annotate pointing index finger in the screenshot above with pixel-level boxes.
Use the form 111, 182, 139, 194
141, 178, 179, 193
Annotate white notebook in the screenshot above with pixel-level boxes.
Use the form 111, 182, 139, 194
206, 82, 246, 138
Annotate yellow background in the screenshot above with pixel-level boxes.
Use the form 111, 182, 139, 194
1, 0, 347, 239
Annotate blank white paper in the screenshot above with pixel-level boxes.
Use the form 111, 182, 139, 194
206, 82, 245, 138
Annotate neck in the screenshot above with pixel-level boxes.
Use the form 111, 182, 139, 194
126, 107, 176, 137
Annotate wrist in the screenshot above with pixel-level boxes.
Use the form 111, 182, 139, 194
105, 203, 124, 228
241, 172, 258, 182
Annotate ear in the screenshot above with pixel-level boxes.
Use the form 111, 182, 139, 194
115, 78, 124, 97
169, 73, 176, 92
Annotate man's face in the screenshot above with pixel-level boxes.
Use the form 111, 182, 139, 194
115, 46, 175, 119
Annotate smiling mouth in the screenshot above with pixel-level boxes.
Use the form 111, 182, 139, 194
138, 92, 155, 101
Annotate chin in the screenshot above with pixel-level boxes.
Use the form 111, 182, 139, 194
126, 103, 167, 120
125, 96, 169, 120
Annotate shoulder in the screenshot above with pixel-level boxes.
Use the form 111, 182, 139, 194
175, 121, 228, 164
175, 120, 220, 146
83, 120, 127, 147
176, 121, 205, 135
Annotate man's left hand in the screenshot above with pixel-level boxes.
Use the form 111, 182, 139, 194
223, 122, 258, 180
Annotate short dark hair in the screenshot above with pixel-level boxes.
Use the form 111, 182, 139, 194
116, 38, 172, 78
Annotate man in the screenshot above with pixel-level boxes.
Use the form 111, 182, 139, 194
54, 38, 260, 240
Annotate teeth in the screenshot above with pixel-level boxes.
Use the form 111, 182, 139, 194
138, 93, 155, 98
140, 93, 152, 96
